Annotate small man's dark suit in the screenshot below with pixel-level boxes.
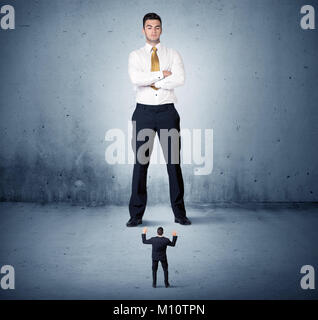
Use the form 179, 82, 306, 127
142, 233, 177, 287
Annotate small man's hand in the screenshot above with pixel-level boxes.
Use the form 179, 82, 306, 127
172, 231, 177, 236
163, 70, 172, 78
143, 227, 148, 234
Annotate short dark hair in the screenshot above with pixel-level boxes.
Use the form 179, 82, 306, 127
157, 227, 164, 235
143, 12, 162, 28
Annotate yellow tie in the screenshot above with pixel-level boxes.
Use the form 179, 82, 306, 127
151, 47, 159, 90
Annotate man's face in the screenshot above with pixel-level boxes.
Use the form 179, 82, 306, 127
143, 19, 162, 42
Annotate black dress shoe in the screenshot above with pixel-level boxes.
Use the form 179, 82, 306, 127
152, 283, 156, 288
174, 217, 191, 225
165, 282, 170, 288
126, 218, 142, 227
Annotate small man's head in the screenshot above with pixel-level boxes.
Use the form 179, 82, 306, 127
142, 12, 162, 42
157, 227, 164, 236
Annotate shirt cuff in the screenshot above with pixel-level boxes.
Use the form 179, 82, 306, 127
153, 71, 164, 88
154, 71, 164, 81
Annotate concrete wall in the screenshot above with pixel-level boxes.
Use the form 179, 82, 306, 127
0, 0, 317, 204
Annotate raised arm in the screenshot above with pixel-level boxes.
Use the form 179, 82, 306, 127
154, 50, 185, 90
167, 232, 178, 247
142, 233, 153, 244
128, 51, 164, 86
141, 227, 152, 244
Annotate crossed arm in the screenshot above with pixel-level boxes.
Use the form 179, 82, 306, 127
128, 50, 185, 90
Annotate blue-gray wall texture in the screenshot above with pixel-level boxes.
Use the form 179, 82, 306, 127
0, 0, 317, 204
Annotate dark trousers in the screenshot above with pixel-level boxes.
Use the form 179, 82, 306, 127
129, 103, 186, 220
152, 259, 168, 285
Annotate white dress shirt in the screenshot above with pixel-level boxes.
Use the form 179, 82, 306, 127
128, 42, 185, 105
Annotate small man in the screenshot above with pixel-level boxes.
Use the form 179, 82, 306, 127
142, 227, 177, 288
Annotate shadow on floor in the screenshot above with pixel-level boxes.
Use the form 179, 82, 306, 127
140, 215, 227, 226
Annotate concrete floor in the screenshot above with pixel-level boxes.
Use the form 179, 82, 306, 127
0, 202, 318, 300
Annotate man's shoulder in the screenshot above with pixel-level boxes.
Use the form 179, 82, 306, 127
129, 46, 145, 57
153, 236, 165, 242
160, 44, 180, 55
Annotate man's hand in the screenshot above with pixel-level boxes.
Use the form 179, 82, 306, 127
172, 231, 177, 236
143, 227, 148, 234
163, 70, 172, 78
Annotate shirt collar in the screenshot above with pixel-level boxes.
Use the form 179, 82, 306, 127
145, 42, 161, 53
